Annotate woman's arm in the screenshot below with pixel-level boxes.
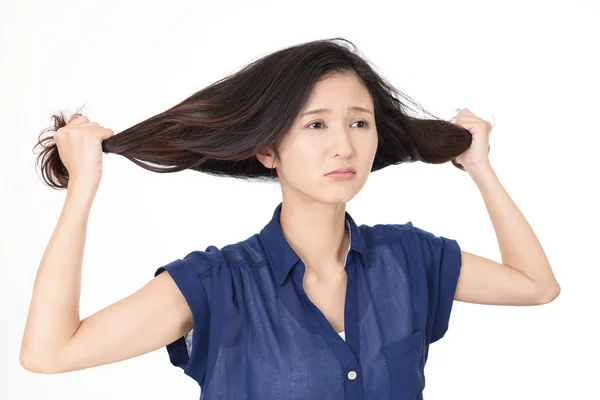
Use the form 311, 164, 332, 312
454, 163, 560, 306
20, 184, 96, 369
450, 109, 560, 305
470, 163, 560, 297
20, 183, 195, 374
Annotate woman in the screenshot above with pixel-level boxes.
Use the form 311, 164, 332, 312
22, 37, 560, 399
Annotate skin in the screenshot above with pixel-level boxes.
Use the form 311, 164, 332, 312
256, 72, 378, 285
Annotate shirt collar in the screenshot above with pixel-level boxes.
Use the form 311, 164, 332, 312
258, 202, 369, 286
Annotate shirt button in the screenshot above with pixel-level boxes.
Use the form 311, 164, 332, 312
347, 370, 357, 380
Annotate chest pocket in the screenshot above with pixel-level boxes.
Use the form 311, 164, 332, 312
382, 327, 426, 399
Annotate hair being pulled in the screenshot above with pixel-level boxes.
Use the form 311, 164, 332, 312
33, 37, 473, 190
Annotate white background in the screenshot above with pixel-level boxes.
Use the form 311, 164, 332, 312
2, 0, 598, 398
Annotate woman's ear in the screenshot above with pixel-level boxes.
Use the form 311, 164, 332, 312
255, 149, 277, 169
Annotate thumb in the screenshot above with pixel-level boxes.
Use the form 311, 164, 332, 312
98, 128, 115, 154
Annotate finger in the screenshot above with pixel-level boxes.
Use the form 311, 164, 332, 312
97, 127, 115, 140
71, 121, 99, 129
69, 114, 89, 125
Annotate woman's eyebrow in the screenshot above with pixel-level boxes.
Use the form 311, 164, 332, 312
300, 106, 373, 118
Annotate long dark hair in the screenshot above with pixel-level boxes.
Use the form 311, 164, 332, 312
33, 37, 473, 190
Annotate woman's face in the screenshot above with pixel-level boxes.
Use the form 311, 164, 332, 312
259, 72, 379, 205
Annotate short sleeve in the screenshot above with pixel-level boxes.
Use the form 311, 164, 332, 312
413, 226, 462, 344
154, 249, 216, 385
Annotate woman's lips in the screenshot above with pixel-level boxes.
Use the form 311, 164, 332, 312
325, 171, 356, 180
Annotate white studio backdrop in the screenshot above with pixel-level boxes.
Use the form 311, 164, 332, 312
1, 0, 598, 398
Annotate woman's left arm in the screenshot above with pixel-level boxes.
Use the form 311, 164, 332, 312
451, 109, 561, 306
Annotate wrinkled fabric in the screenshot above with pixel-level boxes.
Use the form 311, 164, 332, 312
154, 202, 462, 400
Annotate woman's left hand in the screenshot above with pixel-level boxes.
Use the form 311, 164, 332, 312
453, 108, 493, 172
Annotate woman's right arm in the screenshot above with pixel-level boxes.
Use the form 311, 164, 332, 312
20, 185, 194, 373
21, 115, 194, 373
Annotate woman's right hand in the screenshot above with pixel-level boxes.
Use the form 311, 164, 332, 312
54, 114, 115, 192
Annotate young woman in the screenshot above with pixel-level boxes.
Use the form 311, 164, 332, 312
22, 37, 560, 399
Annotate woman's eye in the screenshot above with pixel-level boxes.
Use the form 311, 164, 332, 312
306, 120, 370, 129
307, 121, 324, 129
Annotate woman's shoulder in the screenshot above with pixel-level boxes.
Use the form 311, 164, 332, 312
357, 220, 416, 247
360, 220, 452, 246
185, 233, 267, 272
178, 244, 225, 279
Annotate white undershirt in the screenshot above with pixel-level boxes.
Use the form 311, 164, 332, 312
337, 218, 351, 343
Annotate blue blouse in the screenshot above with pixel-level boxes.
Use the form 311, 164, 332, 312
154, 202, 462, 400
